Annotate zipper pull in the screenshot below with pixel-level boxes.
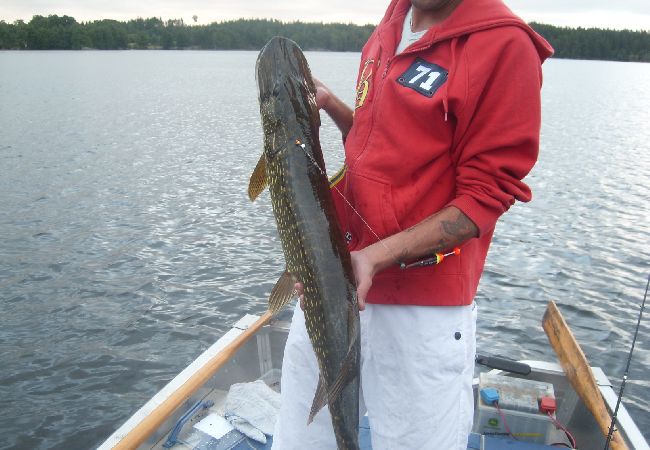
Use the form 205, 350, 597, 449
382, 58, 392, 78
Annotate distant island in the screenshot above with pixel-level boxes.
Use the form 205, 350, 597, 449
1, 15, 649, 62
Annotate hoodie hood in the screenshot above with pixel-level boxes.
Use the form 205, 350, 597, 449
378, 0, 553, 62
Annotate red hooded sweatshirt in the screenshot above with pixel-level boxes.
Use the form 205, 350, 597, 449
331, 0, 553, 306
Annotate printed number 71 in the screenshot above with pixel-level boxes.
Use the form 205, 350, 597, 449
409, 65, 441, 90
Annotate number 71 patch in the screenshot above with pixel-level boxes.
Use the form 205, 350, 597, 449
397, 58, 448, 98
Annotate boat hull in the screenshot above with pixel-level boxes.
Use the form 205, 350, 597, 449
98, 314, 649, 450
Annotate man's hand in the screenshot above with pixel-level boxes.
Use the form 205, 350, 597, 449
350, 250, 373, 310
295, 250, 374, 312
310, 77, 354, 138
313, 77, 331, 110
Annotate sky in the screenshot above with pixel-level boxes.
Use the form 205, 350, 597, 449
2, 0, 650, 31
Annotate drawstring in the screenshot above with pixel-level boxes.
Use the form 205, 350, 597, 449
443, 36, 458, 122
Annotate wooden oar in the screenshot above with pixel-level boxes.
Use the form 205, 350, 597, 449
542, 301, 629, 450
112, 310, 274, 450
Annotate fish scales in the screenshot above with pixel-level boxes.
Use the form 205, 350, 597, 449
252, 37, 361, 450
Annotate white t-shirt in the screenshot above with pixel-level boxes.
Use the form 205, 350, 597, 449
396, 7, 428, 55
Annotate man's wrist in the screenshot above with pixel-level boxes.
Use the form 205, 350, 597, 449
362, 241, 398, 274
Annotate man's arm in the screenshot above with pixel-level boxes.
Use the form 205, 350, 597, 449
313, 78, 354, 138
296, 206, 477, 311
352, 206, 478, 309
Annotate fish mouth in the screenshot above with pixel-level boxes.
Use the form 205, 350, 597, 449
256, 36, 312, 89
257, 39, 319, 161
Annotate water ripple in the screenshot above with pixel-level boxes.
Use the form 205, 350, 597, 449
0, 52, 648, 449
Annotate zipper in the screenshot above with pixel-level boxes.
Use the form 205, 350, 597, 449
353, 36, 437, 165
382, 58, 392, 78
352, 50, 390, 166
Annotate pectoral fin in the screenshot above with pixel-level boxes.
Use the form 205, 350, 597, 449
248, 153, 267, 201
268, 270, 296, 314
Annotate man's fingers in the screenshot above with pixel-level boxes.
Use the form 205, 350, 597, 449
312, 77, 330, 110
294, 282, 305, 310
356, 280, 371, 311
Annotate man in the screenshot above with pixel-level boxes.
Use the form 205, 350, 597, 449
273, 0, 553, 448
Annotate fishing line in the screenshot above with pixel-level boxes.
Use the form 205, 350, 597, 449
603, 273, 649, 450
295, 139, 403, 266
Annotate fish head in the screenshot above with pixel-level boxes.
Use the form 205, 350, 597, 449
256, 37, 320, 162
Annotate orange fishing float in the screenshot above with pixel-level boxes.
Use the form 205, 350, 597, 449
400, 247, 461, 270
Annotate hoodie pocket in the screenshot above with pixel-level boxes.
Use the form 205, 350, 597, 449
347, 171, 402, 249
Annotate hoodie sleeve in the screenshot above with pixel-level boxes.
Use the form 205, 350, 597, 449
447, 26, 543, 237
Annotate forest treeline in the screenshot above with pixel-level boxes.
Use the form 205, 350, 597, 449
0, 15, 649, 62
531, 22, 649, 62
0, 16, 374, 52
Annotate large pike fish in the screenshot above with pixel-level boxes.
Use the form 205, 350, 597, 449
248, 36, 360, 450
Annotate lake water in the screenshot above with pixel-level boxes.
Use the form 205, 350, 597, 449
0, 50, 648, 449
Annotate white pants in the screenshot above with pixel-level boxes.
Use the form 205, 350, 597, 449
272, 302, 477, 450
